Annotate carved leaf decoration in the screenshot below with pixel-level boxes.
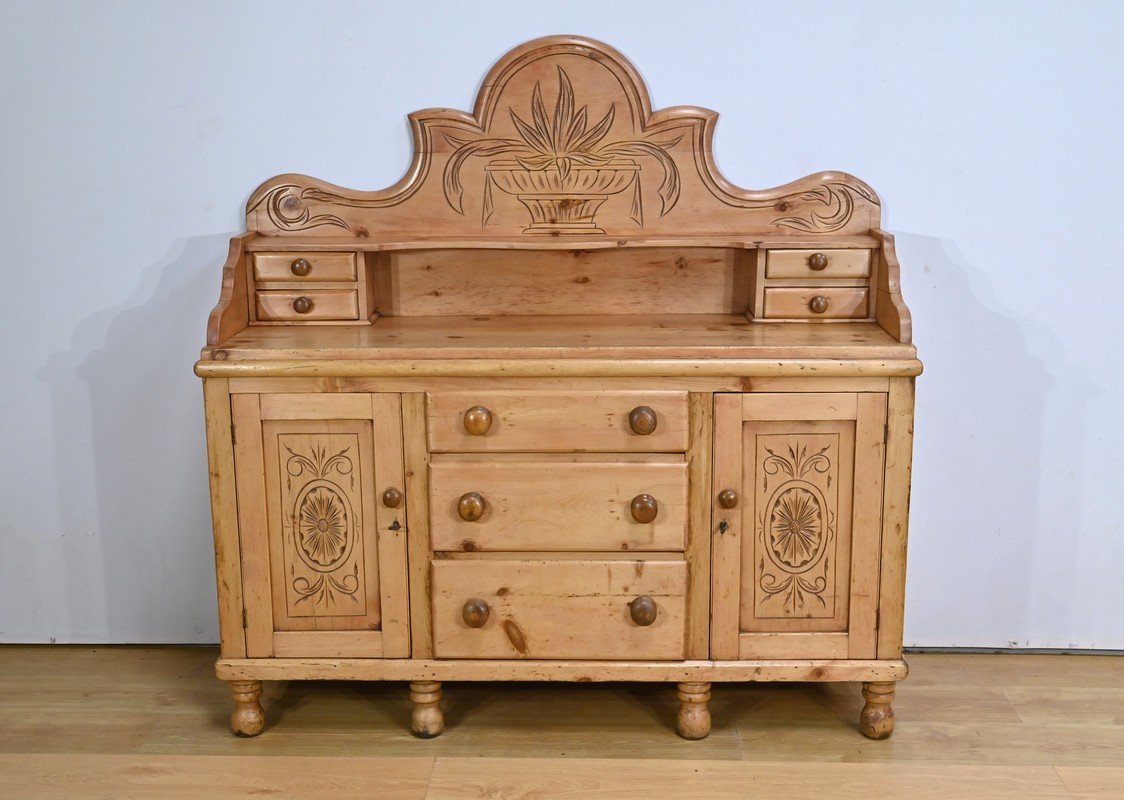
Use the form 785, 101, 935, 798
442, 136, 527, 214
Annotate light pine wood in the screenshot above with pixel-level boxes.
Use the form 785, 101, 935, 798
878, 377, 916, 659
201, 378, 245, 659
376, 248, 750, 316
196, 35, 920, 742
426, 389, 689, 453
428, 460, 688, 552
765, 248, 872, 279
253, 251, 357, 282
227, 680, 264, 736
402, 393, 435, 659
431, 559, 688, 659
255, 288, 360, 321
762, 286, 870, 319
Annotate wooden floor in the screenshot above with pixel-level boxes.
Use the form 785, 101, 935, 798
0, 647, 1121, 798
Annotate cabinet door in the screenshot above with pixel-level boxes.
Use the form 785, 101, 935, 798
711, 393, 886, 660
232, 393, 409, 658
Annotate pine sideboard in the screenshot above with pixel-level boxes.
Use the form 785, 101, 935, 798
196, 35, 919, 741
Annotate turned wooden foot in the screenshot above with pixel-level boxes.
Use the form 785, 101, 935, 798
410, 681, 444, 738
229, 680, 264, 736
676, 682, 711, 739
859, 681, 896, 739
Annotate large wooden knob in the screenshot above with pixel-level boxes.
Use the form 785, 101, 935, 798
292, 296, 314, 314
462, 599, 490, 628
463, 406, 493, 436
807, 252, 829, 271
290, 257, 312, 276
628, 406, 658, 436
809, 295, 829, 314
629, 596, 658, 626
457, 492, 485, 522
717, 489, 739, 509
382, 487, 403, 508
630, 494, 658, 524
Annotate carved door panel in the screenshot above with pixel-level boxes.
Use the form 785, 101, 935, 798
232, 393, 409, 658
711, 393, 886, 660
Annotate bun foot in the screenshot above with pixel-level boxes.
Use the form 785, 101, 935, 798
676, 682, 711, 739
229, 680, 265, 736
410, 681, 444, 738
860, 681, 896, 739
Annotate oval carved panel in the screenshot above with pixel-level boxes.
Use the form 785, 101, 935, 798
764, 480, 828, 574
293, 480, 355, 573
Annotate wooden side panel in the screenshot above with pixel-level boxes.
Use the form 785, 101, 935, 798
206, 234, 256, 346
231, 394, 272, 657
878, 378, 916, 658
428, 461, 688, 552
427, 390, 689, 453
202, 378, 246, 658
740, 418, 855, 633
709, 394, 743, 659
849, 392, 887, 658
371, 394, 410, 657
684, 393, 713, 659
872, 228, 913, 343
431, 559, 687, 660
402, 393, 435, 659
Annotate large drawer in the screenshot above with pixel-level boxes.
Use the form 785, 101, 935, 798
431, 559, 687, 659
426, 390, 689, 452
429, 460, 688, 552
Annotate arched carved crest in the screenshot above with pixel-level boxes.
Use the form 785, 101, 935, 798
247, 36, 880, 238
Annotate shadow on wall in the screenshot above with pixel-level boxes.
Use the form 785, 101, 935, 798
897, 231, 1092, 648
38, 233, 234, 643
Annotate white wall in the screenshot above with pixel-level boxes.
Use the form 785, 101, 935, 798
2, 0, 1121, 648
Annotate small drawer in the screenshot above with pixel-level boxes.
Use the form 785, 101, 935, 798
431, 558, 687, 659
426, 390, 689, 453
762, 287, 870, 319
765, 249, 871, 278
429, 460, 688, 552
253, 252, 358, 282
255, 289, 360, 321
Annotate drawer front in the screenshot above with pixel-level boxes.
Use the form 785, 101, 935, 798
255, 289, 360, 321
762, 287, 870, 319
429, 460, 688, 552
432, 559, 687, 659
253, 252, 358, 282
427, 390, 689, 452
765, 248, 871, 279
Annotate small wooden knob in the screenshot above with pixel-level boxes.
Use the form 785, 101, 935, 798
718, 489, 739, 509
290, 257, 312, 276
628, 406, 658, 436
629, 596, 658, 626
807, 252, 829, 271
462, 599, 490, 628
292, 296, 314, 314
463, 406, 493, 436
382, 487, 403, 508
457, 492, 485, 522
809, 295, 829, 314
630, 494, 658, 524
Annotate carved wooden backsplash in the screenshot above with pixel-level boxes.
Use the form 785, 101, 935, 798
246, 36, 880, 238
